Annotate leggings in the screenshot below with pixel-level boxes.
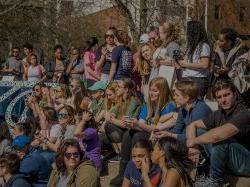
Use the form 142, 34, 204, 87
105, 123, 127, 143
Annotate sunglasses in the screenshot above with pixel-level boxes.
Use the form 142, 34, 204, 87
57, 112, 68, 119
105, 34, 114, 39
54, 89, 62, 93
64, 152, 80, 159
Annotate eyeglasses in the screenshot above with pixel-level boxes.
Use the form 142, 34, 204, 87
64, 152, 80, 159
13, 50, 19, 53
57, 112, 68, 119
105, 34, 114, 39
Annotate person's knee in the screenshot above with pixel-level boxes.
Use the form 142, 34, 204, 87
211, 143, 227, 158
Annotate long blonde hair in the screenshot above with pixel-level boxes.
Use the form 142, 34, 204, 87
160, 21, 180, 48
146, 77, 172, 124
133, 43, 155, 76
104, 81, 118, 111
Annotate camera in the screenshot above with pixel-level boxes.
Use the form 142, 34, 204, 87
173, 50, 184, 61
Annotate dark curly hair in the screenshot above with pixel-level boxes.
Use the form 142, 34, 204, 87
158, 137, 194, 186
186, 21, 209, 63
0, 122, 11, 142
55, 139, 83, 173
0, 153, 20, 175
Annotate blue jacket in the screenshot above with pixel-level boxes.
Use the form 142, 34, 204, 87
170, 100, 212, 141
5, 174, 31, 187
19, 149, 52, 187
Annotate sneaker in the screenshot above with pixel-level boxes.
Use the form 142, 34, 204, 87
110, 174, 123, 186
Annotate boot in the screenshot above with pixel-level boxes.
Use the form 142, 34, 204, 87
110, 160, 127, 186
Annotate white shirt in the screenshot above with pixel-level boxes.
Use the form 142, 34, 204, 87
182, 43, 210, 78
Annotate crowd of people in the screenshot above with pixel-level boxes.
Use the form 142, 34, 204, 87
0, 20, 249, 187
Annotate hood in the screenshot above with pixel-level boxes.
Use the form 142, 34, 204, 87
215, 38, 243, 66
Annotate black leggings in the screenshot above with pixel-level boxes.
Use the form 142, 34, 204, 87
105, 123, 127, 143
120, 130, 150, 162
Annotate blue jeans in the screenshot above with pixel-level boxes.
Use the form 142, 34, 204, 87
197, 128, 250, 183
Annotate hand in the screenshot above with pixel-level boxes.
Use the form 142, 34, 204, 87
27, 96, 35, 104
141, 157, 150, 179
120, 119, 127, 128
125, 118, 138, 129
104, 112, 111, 122
101, 47, 108, 56
155, 123, 165, 131
153, 59, 160, 68
186, 138, 197, 148
149, 130, 157, 141
174, 62, 182, 69
81, 111, 92, 122
154, 130, 171, 139
188, 147, 200, 165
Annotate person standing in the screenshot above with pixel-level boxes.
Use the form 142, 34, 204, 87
66, 47, 84, 81
109, 30, 133, 82
176, 21, 211, 99
84, 37, 101, 87
1, 47, 23, 80
45, 45, 68, 83
96, 27, 117, 82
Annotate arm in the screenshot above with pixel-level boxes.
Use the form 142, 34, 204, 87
186, 120, 206, 141
180, 57, 210, 70
74, 120, 87, 138
162, 169, 181, 187
66, 60, 74, 75
122, 178, 131, 187
192, 123, 239, 146
157, 112, 177, 130
137, 120, 154, 133
96, 54, 106, 69
84, 53, 100, 80
75, 112, 92, 138
108, 62, 117, 82
85, 65, 100, 80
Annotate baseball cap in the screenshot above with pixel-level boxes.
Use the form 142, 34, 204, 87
88, 81, 107, 92
139, 33, 149, 44
12, 135, 31, 149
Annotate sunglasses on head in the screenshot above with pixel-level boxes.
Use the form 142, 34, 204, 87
105, 34, 114, 39
64, 152, 80, 159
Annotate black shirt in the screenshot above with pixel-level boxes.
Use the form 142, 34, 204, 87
203, 101, 250, 150
95, 46, 112, 74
